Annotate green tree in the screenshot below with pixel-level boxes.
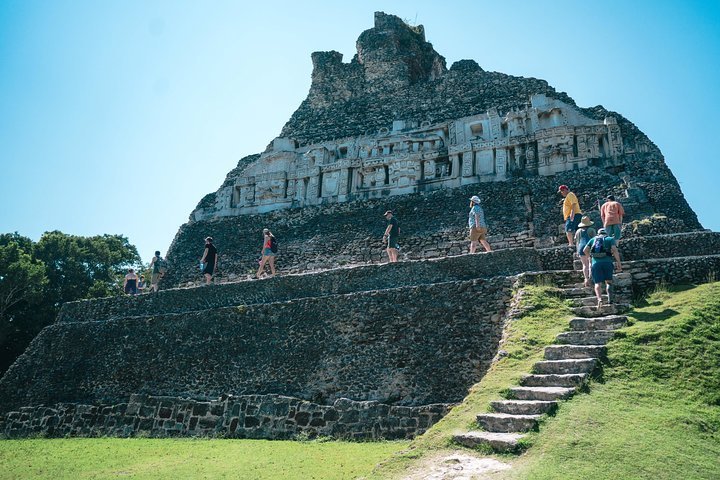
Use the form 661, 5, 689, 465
0, 231, 142, 374
0, 234, 48, 373
35, 231, 142, 305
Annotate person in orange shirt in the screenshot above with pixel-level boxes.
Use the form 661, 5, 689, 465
558, 185, 582, 246
600, 194, 625, 243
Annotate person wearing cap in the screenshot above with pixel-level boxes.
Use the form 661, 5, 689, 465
200, 236, 218, 285
583, 227, 622, 307
256, 228, 277, 278
600, 194, 625, 243
558, 185, 583, 246
574, 216, 597, 287
382, 210, 400, 263
468, 195, 492, 254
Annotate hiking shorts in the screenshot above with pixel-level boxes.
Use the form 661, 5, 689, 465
151, 272, 160, 284
606, 224, 622, 240
591, 261, 614, 284
469, 226, 487, 241
565, 213, 582, 233
387, 236, 399, 250
263, 248, 275, 257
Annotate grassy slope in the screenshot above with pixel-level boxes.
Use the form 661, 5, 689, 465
373, 283, 720, 480
0, 438, 406, 479
503, 282, 720, 480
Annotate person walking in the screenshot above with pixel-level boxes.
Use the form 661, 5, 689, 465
200, 237, 218, 285
583, 228, 623, 307
468, 195, 492, 253
382, 210, 400, 263
149, 250, 166, 292
256, 229, 277, 278
574, 216, 596, 287
600, 194, 625, 243
558, 185, 583, 246
123, 268, 139, 295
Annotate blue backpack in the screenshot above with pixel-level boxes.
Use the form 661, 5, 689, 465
590, 235, 611, 258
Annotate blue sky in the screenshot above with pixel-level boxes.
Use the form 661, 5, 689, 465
1, 0, 719, 262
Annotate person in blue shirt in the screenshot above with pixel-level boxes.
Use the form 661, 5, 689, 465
468, 195, 492, 254
583, 228, 623, 307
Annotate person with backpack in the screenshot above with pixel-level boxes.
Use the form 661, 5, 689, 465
574, 216, 597, 287
149, 250, 167, 292
200, 237, 218, 285
583, 228, 622, 307
255, 228, 277, 278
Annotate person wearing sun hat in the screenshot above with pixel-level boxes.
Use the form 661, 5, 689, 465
558, 185, 583, 246
468, 195, 492, 254
574, 215, 597, 287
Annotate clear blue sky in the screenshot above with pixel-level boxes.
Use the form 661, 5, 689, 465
1, 0, 718, 262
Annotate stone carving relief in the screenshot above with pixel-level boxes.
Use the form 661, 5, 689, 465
202, 95, 625, 217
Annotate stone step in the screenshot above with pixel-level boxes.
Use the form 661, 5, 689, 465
571, 304, 630, 317
508, 386, 576, 401
556, 330, 618, 345
544, 344, 606, 360
533, 358, 597, 375
453, 431, 526, 453
476, 413, 541, 433
569, 315, 628, 331
561, 287, 595, 298
521, 373, 588, 388
490, 400, 557, 415
569, 296, 611, 307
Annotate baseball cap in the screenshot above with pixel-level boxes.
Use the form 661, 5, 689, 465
558, 185, 569, 192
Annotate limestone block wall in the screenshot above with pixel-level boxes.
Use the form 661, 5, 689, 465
59, 247, 550, 324
168, 156, 699, 288
624, 255, 720, 295
0, 394, 449, 440
0, 279, 510, 415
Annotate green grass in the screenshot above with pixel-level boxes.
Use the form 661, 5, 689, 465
0, 438, 407, 479
501, 282, 720, 480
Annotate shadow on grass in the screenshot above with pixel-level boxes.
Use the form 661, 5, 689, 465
632, 308, 679, 323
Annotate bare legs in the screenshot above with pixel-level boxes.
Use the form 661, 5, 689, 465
256, 255, 276, 278
386, 247, 398, 263
566, 231, 575, 246
469, 240, 493, 254
580, 255, 591, 287
594, 281, 612, 306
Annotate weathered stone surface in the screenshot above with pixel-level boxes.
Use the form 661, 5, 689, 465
453, 431, 525, 453
509, 387, 576, 401
476, 413, 540, 433
556, 330, 618, 345
520, 374, 589, 388
0, 394, 449, 440
532, 358, 598, 375
544, 345, 607, 360
571, 304, 630, 318
0, 279, 508, 414
569, 315, 628, 331
490, 400, 557, 416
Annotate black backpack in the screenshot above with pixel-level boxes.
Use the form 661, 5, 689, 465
270, 236, 279, 254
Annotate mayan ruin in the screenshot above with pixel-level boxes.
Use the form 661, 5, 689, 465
1, 12, 718, 473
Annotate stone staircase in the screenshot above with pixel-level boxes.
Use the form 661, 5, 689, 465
453, 275, 631, 453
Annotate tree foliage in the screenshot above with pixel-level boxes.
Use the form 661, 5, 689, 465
0, 231, 141, 374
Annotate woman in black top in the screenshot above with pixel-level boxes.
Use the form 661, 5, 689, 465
200, 236, 218, 285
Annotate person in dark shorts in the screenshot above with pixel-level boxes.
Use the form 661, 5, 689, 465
583, 228, 623, 307
382, 210, 400, 263
559, 185, 583, 246
123, 268, 138, 295
200, 237, 218, 285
